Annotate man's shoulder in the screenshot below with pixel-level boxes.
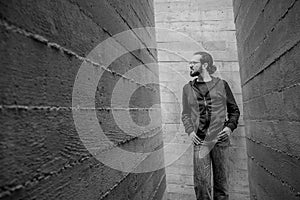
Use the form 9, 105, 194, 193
212, 76, 223, 82
183, 81, 192, 90
212, 76, 228, 85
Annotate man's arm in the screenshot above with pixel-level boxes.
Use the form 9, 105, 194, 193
181, 86, 194, 135
224, 80, 240, 132
181, 86, 202, 145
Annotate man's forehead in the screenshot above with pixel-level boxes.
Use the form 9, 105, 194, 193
191, 54, 202, 61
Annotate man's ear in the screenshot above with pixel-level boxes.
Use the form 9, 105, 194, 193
203, 63, 208, 69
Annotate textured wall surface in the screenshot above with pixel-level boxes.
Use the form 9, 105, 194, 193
233, 0, 300, 199
154, 0, 249, 199
0, 0, 166, 199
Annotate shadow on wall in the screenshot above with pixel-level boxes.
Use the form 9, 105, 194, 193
0, 0, 167, 199
233, 0, 300, 199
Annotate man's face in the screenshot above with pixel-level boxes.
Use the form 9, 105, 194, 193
189, 54, 202, 77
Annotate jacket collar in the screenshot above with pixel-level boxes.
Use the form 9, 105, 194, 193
189, 76, 221, 96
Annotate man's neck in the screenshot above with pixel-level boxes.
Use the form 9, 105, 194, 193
198, 72, 212, 82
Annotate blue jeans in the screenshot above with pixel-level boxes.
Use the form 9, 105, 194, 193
193, 141, 229, 200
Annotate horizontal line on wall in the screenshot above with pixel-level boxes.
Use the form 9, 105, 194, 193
248, 153, 300, 196
246, 137, 300, 160
245, 119, 300, 124
241, 0, 299, 86
155, 20, 233, 23
0, 19, 159, 94
242, 82, 300, 103
0, 105, 161, 111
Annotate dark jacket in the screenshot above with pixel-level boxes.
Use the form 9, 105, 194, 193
181, 77, 240, 142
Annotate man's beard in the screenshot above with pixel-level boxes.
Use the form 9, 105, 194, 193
190, 71, 200, 77
190, 67, 202, 77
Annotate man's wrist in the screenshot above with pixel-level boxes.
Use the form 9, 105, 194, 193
225, 123, 235, 132
222, 126, 232, 135
186, 128, 194, 136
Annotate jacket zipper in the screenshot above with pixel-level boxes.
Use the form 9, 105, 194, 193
204, 96, 208, 120
204, 96, 207, 107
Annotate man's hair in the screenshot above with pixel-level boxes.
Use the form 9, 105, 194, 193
193, 51, 217, 74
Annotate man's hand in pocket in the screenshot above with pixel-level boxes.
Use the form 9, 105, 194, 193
189, 131, 203, 145
217, 127, 232, 141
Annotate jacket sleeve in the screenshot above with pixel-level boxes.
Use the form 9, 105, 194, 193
181, 86, 194, 135
223, 81, 240, 132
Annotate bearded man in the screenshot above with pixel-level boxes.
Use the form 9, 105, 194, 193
181, 51, 240, 200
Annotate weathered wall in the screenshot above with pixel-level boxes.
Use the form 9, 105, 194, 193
154, 0, 249, 199
233, 0, 300, 199
0, 0, 166, 200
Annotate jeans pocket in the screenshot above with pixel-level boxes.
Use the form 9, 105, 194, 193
217, 135, 230, 146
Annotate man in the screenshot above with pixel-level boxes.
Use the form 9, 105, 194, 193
181, 51, 240, 200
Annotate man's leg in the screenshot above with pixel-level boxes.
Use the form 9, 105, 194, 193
193, 145, 212, 200
211, 144, 229, 200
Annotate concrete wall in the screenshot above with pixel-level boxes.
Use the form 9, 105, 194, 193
233, 0, 300, 199
154, 0, 249, 199
0, 0, 166, 199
